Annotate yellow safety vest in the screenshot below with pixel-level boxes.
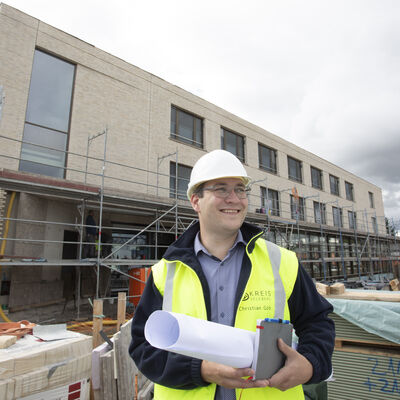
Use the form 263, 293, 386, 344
152, 236, 305, 400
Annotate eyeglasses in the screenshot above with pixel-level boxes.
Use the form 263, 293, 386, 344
202, 185, 251, 199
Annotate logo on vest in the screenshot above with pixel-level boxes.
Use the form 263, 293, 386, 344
239, 289, 273, 312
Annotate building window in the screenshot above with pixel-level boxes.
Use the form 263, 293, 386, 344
290, 195, 305, 221
371, 217, 378, 234
329, 175, 340, 196
369, 192, 375, 208
348, 211, 357, 229
261, 187, 280, 216
314, 201, 326, 225
170, 162, 192, 200
311, 166, 323, 190
170, 106, 203, 148
287, 156, 303, 183
19, 50, 75, 178
332, 206, 343, 228
258, 144, 277, 174
221, 128, 245, 162
345, 181, 354, 201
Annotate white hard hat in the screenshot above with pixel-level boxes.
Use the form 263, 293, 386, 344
187, 149, 251, 199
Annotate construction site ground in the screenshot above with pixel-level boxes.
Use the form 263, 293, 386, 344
3, 298, 133, 337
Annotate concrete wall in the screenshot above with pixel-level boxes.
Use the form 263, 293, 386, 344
0, 3, 386, 235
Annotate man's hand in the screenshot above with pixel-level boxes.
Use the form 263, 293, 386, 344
267, 338, 313, 391
201, 360, 268, 389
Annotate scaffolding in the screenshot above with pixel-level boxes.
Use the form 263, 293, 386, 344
0, 131, 399, 314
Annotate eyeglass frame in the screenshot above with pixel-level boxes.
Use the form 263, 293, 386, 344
201, 184, 251, 199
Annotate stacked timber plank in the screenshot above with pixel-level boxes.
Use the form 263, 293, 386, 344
316, 281, 400, 302
92, 319, 153, 400
319, 285, 400, 400
0, 332, 92, 399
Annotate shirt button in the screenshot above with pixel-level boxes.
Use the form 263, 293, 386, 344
220, 312, 225, 318
219, 286, 224, 291
221, 262, 224, 266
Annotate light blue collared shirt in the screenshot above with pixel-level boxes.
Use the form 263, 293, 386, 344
194, 230, 247, 400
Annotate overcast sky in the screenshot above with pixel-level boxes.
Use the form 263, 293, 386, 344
4, 0, 400, 223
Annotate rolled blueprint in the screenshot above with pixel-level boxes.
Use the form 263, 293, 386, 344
144, 310, 255, 368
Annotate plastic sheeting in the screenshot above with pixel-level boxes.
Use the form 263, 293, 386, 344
327, 293, 400, 345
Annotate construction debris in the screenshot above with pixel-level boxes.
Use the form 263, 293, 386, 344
91, 319, 153, 400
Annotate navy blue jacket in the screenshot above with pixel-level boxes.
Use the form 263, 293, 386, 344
129, 222, 335, 389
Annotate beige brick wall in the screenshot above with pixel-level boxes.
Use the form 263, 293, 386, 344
0, 4, 387, 234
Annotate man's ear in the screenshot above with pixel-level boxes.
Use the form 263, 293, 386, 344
190, 194, 201, 213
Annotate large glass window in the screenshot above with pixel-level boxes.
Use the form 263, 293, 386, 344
170, 162, 192, 200
287, 156, 302, 183
20, 50, 75, 178
170, 106, 203, 148
332, 206, 343, 227
348, 211, 357, 229
221, 128, 245, 162
369, 191, 375, 208
261, 187, 280, 216
345, 181, 354, 201
314, 201, 326, 224
290, 195, 305, 221
311, 166, 323, 190
329, 175, 340, 196
258, 144, 277, 174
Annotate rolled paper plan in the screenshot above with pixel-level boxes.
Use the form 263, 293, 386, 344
145, 310, 255, 368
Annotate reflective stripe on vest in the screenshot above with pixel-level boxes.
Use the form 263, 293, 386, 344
265, 240, 285, 319
163, 262, 176, 311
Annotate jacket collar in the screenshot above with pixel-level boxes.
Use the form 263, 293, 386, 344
162, 221, 263, 262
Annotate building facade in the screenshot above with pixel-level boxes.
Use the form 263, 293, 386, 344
0, 4, 397, 310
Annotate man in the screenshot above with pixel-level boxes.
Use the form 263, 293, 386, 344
130, 150, 335, 399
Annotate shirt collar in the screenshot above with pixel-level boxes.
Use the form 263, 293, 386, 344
194, 229, 246, 257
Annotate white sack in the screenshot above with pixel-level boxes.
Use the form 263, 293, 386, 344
145, 310, 255, 368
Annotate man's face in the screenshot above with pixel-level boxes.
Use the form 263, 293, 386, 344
190, 178, 248, 238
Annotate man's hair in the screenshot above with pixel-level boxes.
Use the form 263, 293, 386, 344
192, 183, 205, 198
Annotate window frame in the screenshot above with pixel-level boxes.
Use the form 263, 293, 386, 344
170, 105, 204, 148
313, 201, 326, 225
345, 181, 354, 201
348, 210, 357, 230
310, 166, 323, 190
260, 187, 280, 216
329, 174, 340, 196
369, 191, 375, 209
287, 156, 303, 183
221, 127, 245, 163
371, 216, 378, 234
258, 143, 277, 174
169, 162, 192, 200
290, 195, 305, 221
332, 206, 343, 228
19, 49, 76, 179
